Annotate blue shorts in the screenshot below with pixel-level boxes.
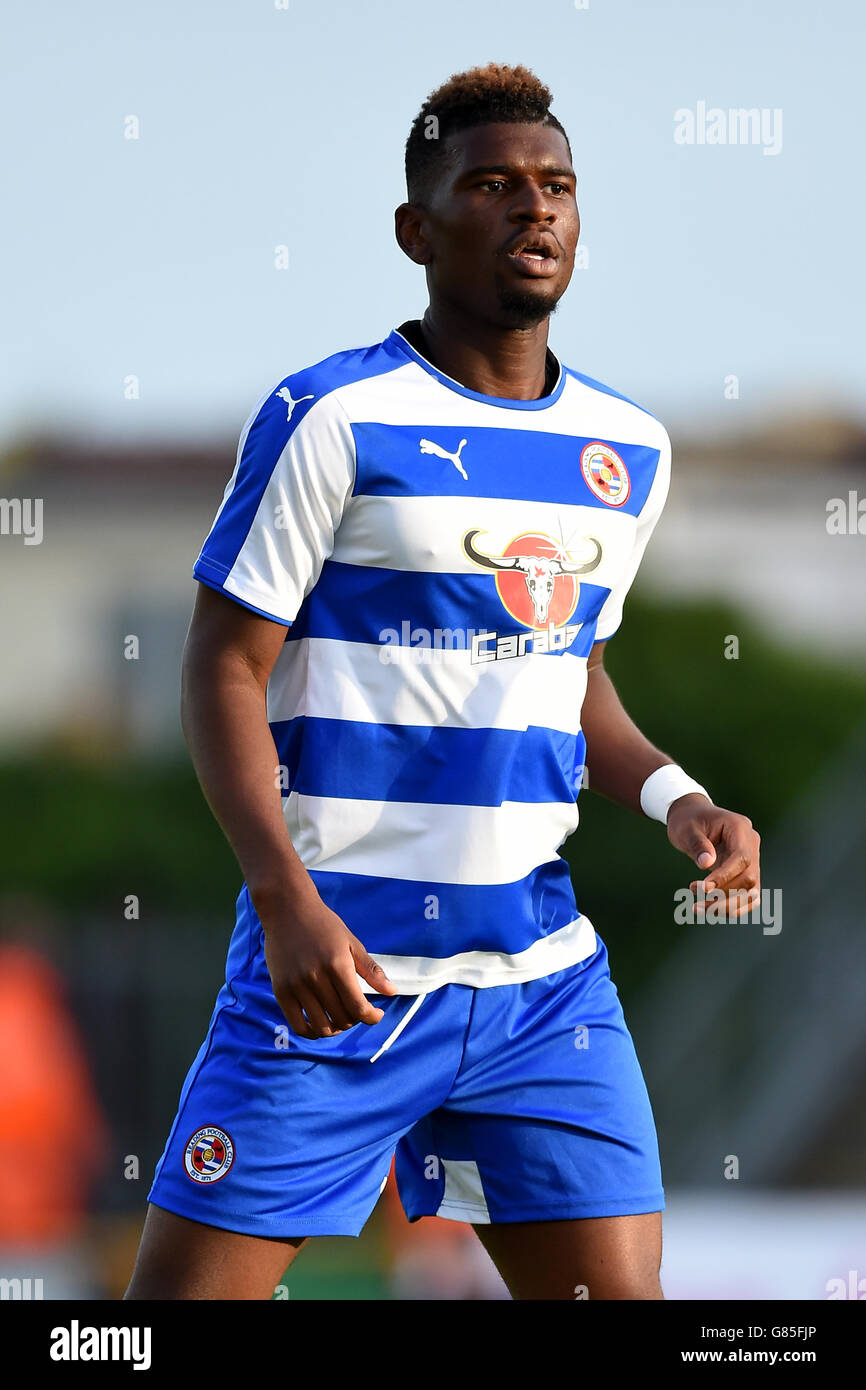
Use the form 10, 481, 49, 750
148, 892, 664, 1236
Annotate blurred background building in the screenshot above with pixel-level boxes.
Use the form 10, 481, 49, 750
1, 0, 864, 1299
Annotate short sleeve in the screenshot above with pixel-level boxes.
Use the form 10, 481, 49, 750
193, 381, 356, 626
593, 427, 671, 642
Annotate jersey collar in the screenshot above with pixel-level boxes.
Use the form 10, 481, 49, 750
387, 326, 566, 411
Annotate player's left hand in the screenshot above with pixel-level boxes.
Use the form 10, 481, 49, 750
666, 793, 761, 918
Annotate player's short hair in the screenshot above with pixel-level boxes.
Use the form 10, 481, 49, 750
405, 62, 572, 205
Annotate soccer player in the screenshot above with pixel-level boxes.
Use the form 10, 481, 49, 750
125, 63, 760, 1301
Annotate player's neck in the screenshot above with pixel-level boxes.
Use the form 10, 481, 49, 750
413, 305, 554, 401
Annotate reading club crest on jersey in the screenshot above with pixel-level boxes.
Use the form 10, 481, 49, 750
580, 442, 631, 507
463, 529, 602, 629
184, 1126, 234, 1184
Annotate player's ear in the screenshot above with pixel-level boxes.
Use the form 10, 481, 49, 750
394, 203, 432, 265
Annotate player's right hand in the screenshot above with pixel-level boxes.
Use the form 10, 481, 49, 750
255, 889, 398, 1039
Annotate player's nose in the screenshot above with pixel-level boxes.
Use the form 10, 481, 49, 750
508, 179, 557, 224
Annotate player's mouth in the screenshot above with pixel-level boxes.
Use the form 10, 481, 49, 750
503, 235, 561, 278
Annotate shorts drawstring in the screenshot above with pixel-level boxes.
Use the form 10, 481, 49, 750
369, 992, 429, 1063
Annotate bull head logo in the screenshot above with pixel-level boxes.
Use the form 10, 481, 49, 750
463, 529, 602, 626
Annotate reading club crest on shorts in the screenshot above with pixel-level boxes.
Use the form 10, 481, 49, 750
184, 1126, 234, 1184
580, 442, 631, 507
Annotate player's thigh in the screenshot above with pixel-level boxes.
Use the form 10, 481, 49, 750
123, 1202, 307, 1301
472, 1212, 663, 1301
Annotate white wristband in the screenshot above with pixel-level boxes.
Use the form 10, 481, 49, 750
640, 765, 711, 824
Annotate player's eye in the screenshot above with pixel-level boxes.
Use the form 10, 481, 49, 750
478, 179, 507, 192
545, 182, 569, 195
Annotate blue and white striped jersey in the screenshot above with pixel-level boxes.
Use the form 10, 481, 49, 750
194, 324, 670, 993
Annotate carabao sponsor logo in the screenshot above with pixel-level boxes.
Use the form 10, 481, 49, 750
462, 528, 602, 628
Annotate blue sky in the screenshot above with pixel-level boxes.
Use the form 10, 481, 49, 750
2, 0, 862, 443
